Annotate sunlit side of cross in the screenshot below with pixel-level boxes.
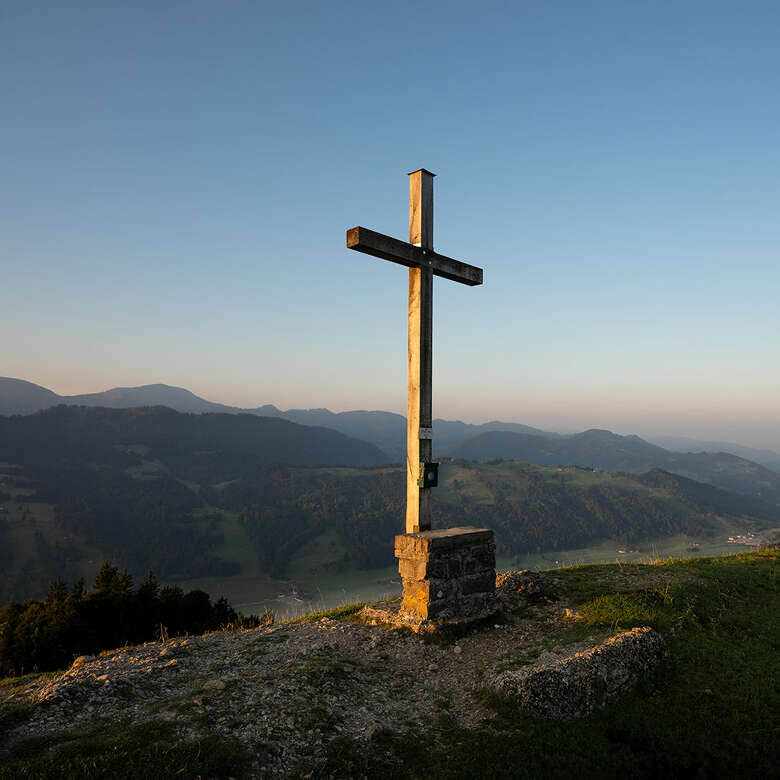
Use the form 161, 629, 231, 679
346, 170, 483, 534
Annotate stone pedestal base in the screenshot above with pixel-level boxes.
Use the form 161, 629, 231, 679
394, 526, 498, 625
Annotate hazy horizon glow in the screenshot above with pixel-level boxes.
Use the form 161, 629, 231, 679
2, 2, 779, 450
9, 371, 778, 452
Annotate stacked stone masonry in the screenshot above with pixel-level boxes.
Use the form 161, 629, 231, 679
395, 526, 498, 623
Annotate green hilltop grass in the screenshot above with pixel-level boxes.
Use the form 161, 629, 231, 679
2, 550, 777, 779
316, 549, 780, 779
1, 719, 252, 780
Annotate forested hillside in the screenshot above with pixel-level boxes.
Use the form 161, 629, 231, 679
0, 407, 388, 600
0, 405, 388, 472
451, 428, 780, 503
3, 408, 778, 604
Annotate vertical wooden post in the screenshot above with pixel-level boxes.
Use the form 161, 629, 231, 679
406, 169, 435, 533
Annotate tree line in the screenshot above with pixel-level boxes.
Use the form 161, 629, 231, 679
0, 561, 257, 678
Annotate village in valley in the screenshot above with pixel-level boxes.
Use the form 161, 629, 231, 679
727, 531, 766, 547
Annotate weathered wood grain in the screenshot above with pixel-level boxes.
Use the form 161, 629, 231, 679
346, 169, 482, 534
409, 168, 434, 248
346, 227, 483, 286
406, 170, 435, 533
407, 265, 433, 533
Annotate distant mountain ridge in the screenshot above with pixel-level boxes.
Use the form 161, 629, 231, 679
451, 428, 670, 469
0, 378, 236, 416
647, 434, 780, 473
2, 377, 778, 477
0, 404, 388, 471
452, 428, 780, 505
0, 378, 560, 458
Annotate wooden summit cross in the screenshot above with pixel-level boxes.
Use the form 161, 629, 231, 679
347, 169, 483, 534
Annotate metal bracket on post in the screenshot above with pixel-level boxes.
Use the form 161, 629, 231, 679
418, 462, 439, 489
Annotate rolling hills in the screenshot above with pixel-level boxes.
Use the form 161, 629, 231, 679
1, 404, 777, 603
451, 428, 780, 504
648, 434, 780, 472
0, 378, 236, 416
0, 406, 388, 601
3, 378, 779, 481
0, 405, 389, 474
0, 378, 558, 458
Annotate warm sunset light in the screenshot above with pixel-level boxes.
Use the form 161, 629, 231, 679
1, 4, 777, 777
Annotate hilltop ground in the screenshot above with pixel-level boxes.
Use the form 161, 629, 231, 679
1, 550, 777, 779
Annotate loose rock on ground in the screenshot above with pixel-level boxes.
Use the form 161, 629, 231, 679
1, 571, 669, 777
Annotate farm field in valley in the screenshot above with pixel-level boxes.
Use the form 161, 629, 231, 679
172, 518, 776, 618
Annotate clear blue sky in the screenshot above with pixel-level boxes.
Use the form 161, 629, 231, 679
2, 1, 779, 448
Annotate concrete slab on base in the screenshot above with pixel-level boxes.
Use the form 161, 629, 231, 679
395, 526, 493, 551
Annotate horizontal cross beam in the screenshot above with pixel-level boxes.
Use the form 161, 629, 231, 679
346, 226, 483, 287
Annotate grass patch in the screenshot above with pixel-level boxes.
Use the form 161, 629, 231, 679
287, 528, 348, 578
234, 631, 289, 657
551, 562, 643, 602
293, 602, 366, 622
498, 623, 614, 670
0, 719, 252, 779
294, 655, 358, 685
307, 729, 429, 779
0, 671, 54, 740
577, 588, 678, 630
0, 670, 55, 693
0, 700, 35, 740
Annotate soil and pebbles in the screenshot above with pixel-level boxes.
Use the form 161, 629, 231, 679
0, 571, 667, 777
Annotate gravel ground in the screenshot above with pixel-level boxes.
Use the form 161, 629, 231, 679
0, 571, 665, 777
